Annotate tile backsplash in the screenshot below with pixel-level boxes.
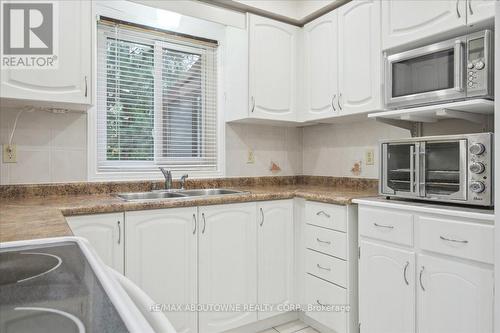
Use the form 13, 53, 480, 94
0, 108, 87, 184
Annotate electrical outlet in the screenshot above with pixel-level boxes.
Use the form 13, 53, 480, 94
365, 149, 375, 166
247, 149, 255, 164
3, 144, 17, 163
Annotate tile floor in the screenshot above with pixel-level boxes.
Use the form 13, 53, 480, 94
258, 320, 320, 333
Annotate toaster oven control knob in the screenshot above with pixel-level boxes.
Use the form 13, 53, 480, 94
469, 162, 485, 174
467, 62, 474, 69
475, 61, 485, 70
469, 143, 485, 155
470, 181, 485, 193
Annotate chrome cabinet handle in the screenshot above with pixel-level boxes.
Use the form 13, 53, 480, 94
250, 96, 255, 113
259, 208, 264, 227
117, 221, 121, 245
468, 0, 473, 14
374, 222, 394, 229
403, 261, 409, 286
84, 76, 88, 97
317, 264, 331, 271
192, 214, 197, 235
316, 238, 331, 245
419, 266, 425, 291
456, 0, 461, 18
316, 210, 331, 218
202, 213, 206, 234
440, 235, 468, 244
331, 94, 337, 112
316, 300, 326, 306
337, 93, 343, 111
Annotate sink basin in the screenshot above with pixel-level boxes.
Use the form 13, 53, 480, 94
116, 191, 187, 201
180, 189, 246, 197
115, 188, 248, 202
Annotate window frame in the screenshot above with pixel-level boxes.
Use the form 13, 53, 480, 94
88, 3, 225, 181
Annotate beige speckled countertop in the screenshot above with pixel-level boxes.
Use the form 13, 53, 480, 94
0, 184, 377, 243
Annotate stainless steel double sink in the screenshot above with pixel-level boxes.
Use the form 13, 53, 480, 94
116, 188, 248, 202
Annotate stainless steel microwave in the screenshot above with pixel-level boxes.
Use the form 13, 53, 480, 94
385, 30, 493, 109
380, 133, 493, 206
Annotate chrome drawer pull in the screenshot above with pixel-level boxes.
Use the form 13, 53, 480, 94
374, 222, 394, 229
317, 264, 331, 271
316, 238, 331, 245
440, 235, 468, 244
192, 214, 197, 235
419, 266, 425, 291
316, 210, 331, 218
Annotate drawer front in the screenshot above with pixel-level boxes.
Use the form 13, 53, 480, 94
305, 201, 347, 232
306, 249, 347, 287
306, 224, 347, 259
418, 216, 494, 264
359, 206, 413, 246
305, 274, 347, 332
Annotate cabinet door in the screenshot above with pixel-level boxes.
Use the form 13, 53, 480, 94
467, 0, 495, 25
257, 200, 294, 320
248, 14, 298, 121
199, 203, 257, 333
125, 208, 198, 333
359, 241, 415, 333
1, 0, 92, 104
382, 0, 466, 50
303, 11, 338, 121
66, 213, 124, 273
338, 0, 381, 115
417, 254, 494, 333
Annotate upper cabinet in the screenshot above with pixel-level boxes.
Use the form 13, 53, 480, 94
248, 14, 299, 122
338, 0, 382, 115
0, 0, 92, 106
382, 0, 494, 50
303, 11, 338, 121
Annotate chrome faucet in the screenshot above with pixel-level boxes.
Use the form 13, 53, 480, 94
180, 174, 189, 190
159, 167, 172, 190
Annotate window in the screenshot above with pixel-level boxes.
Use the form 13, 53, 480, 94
96, 19, 219, 175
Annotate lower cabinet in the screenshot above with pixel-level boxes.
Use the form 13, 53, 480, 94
257, 200, 294, 320
359, 241, 415, 333
125, 207, 198, 333
357, 203, 494, 333
417, 254, 494, 333
198, 203, 258, 333
66, 212, 124, 273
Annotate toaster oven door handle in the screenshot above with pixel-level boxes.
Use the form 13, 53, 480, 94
410, 145, 415, 194
454, 41, 465, 92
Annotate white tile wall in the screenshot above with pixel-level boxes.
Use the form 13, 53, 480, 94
0, 108, 87, 184
302, 120, 409, 179
225, 123, 303, 177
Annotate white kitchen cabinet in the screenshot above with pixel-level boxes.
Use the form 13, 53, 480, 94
1, 0, 92, 105
417, 254, 494, 333
338, 0, 382, 114
198, 203, 258, 333
125, 207, 198, 333
257, 200, 294, 320
248, 14, 299, 122
359, 241, 415, 333
66, 213, 124, 273
466, 0, 495, 26
303, 11, 338, 121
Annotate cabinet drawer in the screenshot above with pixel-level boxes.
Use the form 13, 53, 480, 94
306, 249, 347, 287
359, 206, 413, 246
305, 274, 347, 332
305, 201, 347, 232
305, 224, 347, 259
418, 216, 494, 264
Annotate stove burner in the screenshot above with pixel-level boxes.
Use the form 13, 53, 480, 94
0, 252, 62, 285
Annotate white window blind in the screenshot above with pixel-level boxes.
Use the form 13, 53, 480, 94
96, 19, 219, 174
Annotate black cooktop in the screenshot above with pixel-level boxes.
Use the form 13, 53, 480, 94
0, 242, 128, 333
